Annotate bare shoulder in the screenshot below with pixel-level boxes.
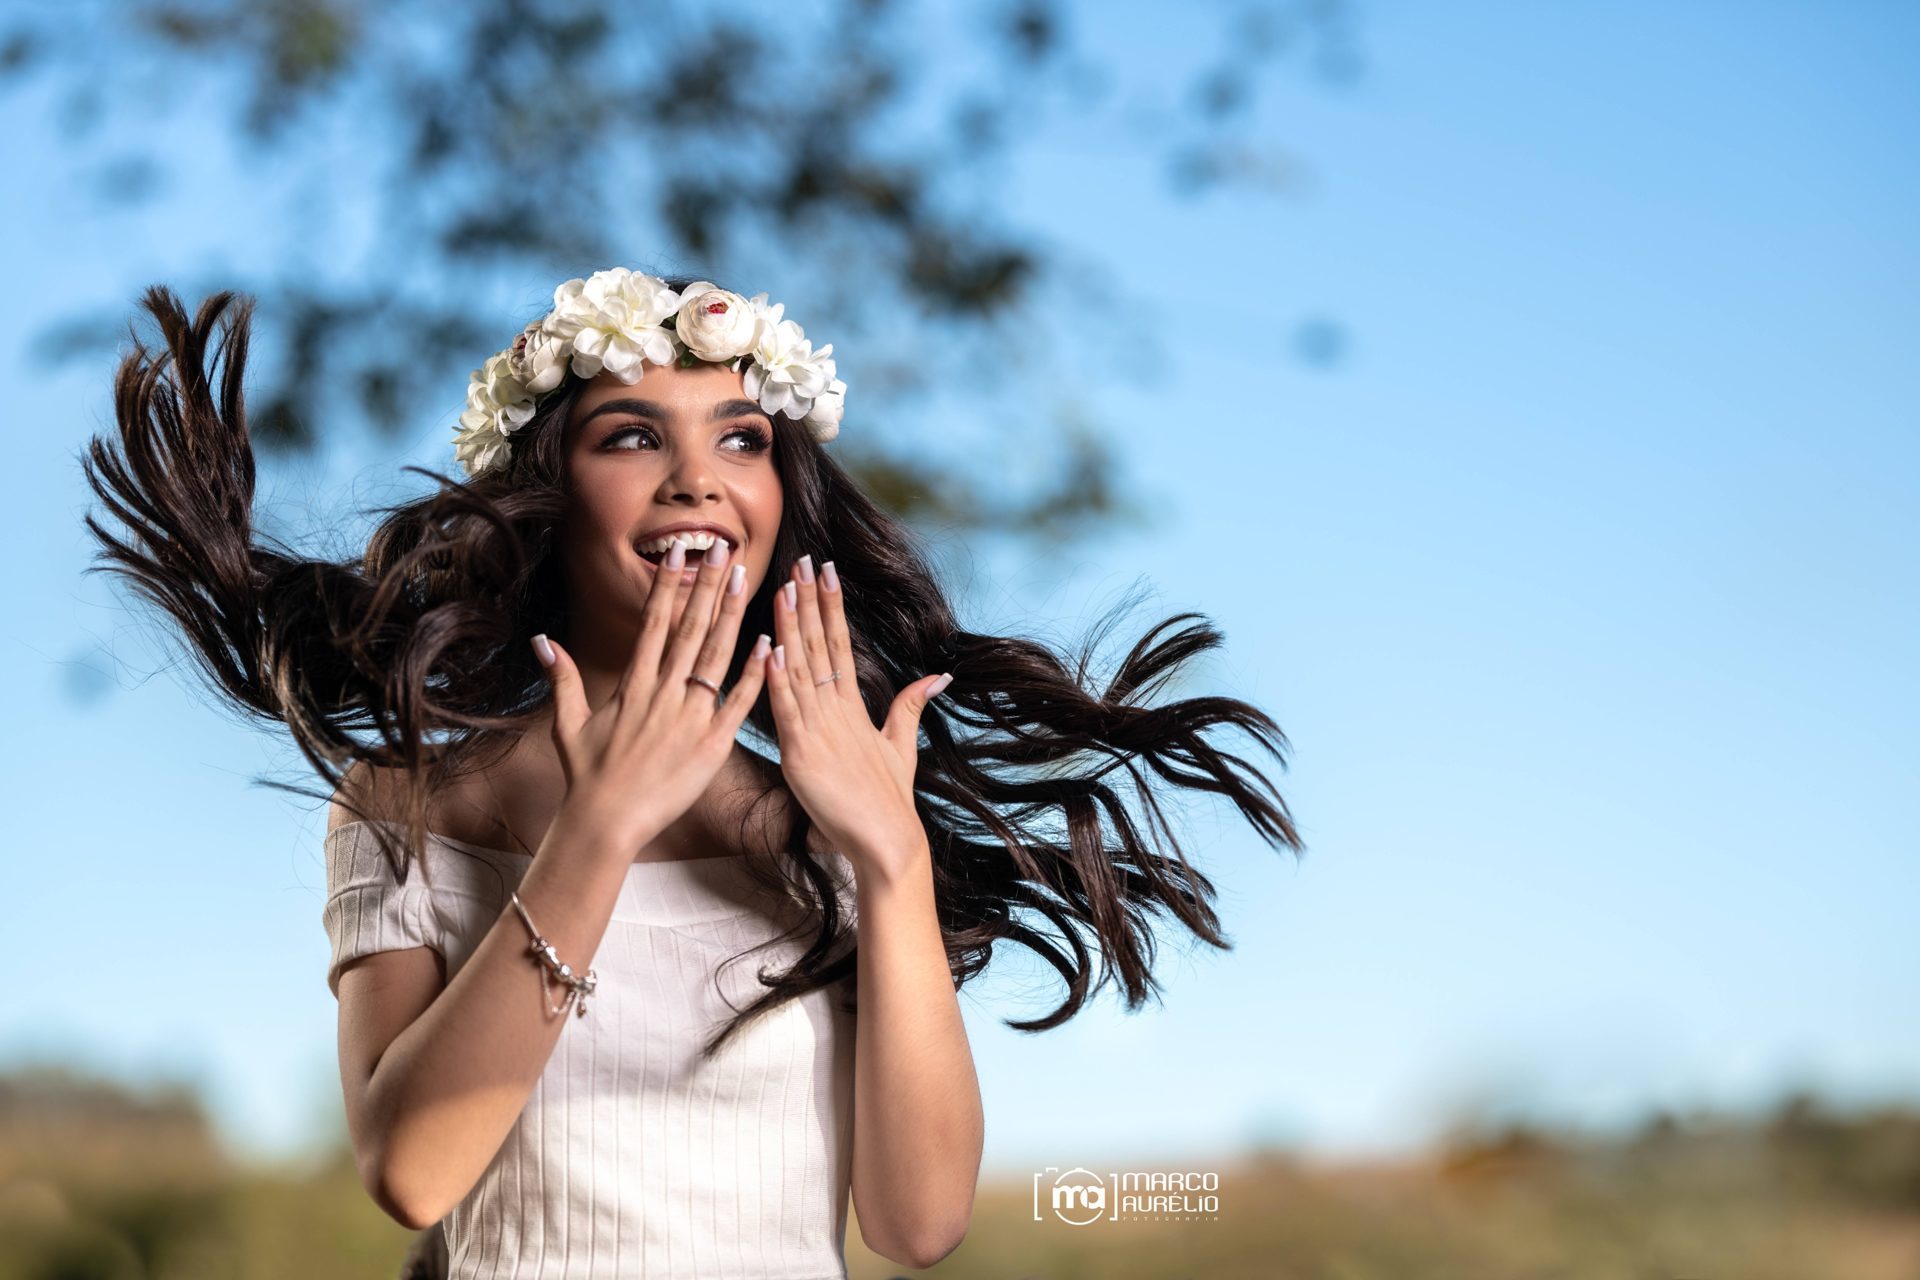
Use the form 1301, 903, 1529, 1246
326, 733, 558, 851
327, 759, 412, 835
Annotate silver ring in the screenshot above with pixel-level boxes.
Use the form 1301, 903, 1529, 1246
813, 669, 842, 687
687, 673, 724, 707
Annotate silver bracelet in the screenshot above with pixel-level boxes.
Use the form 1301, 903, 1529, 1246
509, 889, 598, 1018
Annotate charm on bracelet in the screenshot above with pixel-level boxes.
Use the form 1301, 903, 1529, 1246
510, 890, 599, 1018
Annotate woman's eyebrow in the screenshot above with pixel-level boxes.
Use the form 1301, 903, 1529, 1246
582, 397, 772, 424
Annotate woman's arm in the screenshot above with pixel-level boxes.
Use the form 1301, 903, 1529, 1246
846, 837, 985, 1269
337, 797, 637, 1230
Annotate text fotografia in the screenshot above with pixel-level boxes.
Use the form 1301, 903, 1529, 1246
1031, 1166, 1222, 1226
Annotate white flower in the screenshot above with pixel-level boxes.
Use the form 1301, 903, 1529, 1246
454, 349, 534, 475
511, 322, 571, 396
801, 375, 847, 441
454, 425, 512, 478
742, 290, 786, 332
741, 313, 836, 419
460, 349, 535, 436
543, 268, 681, 383
672, 282, 763, 362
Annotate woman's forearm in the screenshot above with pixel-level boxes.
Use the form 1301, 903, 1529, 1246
363, 806, 635, 1229
847, 841, 985, 1268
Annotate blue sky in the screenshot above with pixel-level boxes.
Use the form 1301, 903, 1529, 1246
2, 0, 1914, 1175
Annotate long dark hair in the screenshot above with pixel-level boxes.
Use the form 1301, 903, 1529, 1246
81, 278, 1306, 1058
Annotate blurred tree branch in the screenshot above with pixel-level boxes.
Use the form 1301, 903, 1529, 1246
4, 0, 1358, 538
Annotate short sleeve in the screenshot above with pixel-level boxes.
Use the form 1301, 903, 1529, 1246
321, 822, 447, 998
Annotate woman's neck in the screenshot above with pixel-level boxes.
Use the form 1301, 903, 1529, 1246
435, 717, 793, 863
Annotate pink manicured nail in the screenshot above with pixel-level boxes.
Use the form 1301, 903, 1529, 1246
783, 581, 797, 611
774, 643, 786, 670
797, 554, 814, 584
752, 633, 770, 657
821, 560, 839, 592
727, 563, 745, 596
929, 672, 953, 696
531, 634, 555, 667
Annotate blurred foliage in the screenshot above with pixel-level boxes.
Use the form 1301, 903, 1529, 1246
0, 0, 1358, 541
3, 1065, 1916, 1278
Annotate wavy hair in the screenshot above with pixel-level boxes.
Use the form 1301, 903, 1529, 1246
81, 278, 1306, 1060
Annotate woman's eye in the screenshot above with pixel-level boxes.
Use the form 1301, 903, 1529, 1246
599, 425, 771, 453
599, 426, 652, 450
600, 426, 651, 450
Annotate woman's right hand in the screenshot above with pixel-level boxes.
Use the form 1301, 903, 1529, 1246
528, 537, 770, 855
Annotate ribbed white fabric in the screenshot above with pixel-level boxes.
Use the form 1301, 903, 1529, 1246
322, 818, 858, 1280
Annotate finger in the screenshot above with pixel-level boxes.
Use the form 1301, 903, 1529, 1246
683, 558, 750, 709
884, 672, 951, 756
814, 558, 860, 705
532, 633, 589, 743
791, 554, 839, 704
776, 569, 819, 724
618, 538, 694, 701
765, 626, 805, 731
660, 536, 736, 686
717, 632, 772, 739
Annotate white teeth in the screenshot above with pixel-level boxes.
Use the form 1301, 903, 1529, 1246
636, 529, 731, 556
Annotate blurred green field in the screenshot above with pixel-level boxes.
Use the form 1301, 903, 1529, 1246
3, 1065, 1915, 1279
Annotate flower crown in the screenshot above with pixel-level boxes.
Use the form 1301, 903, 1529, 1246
453, 267, 846, 478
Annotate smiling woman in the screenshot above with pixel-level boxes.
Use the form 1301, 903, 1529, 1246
558, 366, 786, 630
77, 268, 1305, 1279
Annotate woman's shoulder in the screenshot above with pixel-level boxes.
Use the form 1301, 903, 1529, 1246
327, 736, 554, 852
328, 758, 404, 834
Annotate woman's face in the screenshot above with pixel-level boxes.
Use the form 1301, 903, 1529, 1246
558, 360, 784, 650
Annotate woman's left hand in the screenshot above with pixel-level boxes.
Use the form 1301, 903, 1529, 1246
764, 555, 952, 882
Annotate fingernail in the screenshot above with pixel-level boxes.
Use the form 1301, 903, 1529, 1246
708, 539, 731, 566
821, 560, 839, 592
727, 563, 745, 596
929, 671, 953, 696
774, 643, 787, 670
753, 632, 770, 657
532, 634, 556, 667
783, 581, 797, 611
797, 554, 814, 585
665, 540, 686, 569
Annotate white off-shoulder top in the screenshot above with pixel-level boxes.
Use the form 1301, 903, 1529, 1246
321, 818, 858, 1280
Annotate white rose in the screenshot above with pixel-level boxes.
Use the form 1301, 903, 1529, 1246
672, 282, 762, 362
511, 323, 571, 396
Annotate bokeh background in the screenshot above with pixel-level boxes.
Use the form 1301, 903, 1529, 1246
3, 1, 1915, 1276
